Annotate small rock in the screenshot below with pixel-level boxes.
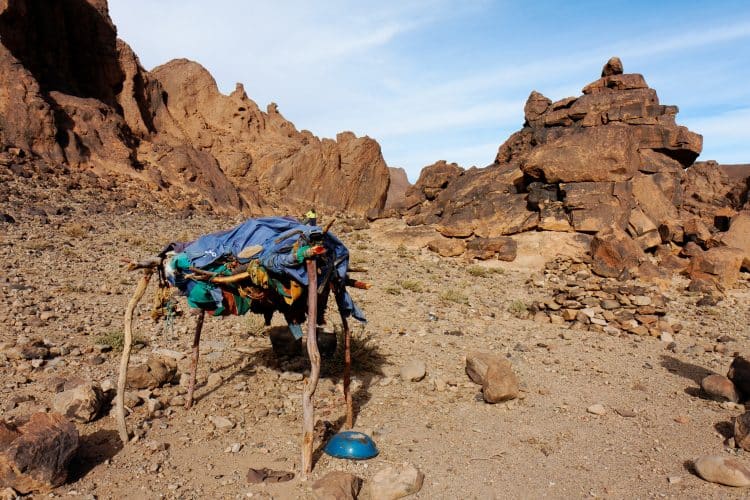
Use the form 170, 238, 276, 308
206, 373, 224, 387
465, 351, 519, 403
280, 371, 304, 382
632, 295, 652, 306
146, 398, 162, 416
587, 404, 606, 416
368, 463, 424, 500
660, 332, 674, 343
208, 415, 235, 430
701, 374, 740, 403
313, 471, 362, 500
230, 443, 242, 453
615, 408, 636, 418
127, 356, 176, 390
693, 455, 750, 487
400, 360, 426, 382
53, 382, 104, 423
667, 475, 682, 485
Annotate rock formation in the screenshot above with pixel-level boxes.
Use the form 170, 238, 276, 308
384, 167, 411, 210
0, 0, 390, 216
402, 58, 749, 290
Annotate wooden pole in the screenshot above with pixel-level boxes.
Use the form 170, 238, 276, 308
116, 270, 153, 444
340, 313, 353, 429
185, 308, 205, 409
302, 259, 320, 476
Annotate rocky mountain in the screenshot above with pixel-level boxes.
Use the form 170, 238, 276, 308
401, 57, 749, 290
0, 0, 390, 216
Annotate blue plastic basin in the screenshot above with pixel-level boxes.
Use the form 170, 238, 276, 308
323, 431, 379, 460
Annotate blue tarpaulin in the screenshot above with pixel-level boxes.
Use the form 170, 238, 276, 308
173, 217, 365, 323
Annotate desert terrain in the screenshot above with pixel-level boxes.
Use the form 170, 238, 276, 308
2, 1, 750, 498
1, 170, 749, 498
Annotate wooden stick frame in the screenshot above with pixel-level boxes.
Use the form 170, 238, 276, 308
116, 254, 356, 477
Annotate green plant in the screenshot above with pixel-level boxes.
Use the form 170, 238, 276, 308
507, 299, 528, 318
399, 280, 423, 293
95, 330, 144, 351
440, 289, 469, 305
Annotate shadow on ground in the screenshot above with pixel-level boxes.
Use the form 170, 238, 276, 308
69, 429, 123, 482
189, 321, 387, 469
660, 355, 714, 384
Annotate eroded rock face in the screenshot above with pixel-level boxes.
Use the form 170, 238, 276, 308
0, 0, 390, 216
401, 57, 750, 284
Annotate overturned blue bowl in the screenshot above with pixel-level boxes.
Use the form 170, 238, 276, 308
323, 431, 378, 460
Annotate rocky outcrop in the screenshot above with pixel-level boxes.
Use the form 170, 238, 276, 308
0, 0, 390, 216
405, 58, 749, 289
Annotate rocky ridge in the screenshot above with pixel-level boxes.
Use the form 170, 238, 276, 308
0, 0, 390, 216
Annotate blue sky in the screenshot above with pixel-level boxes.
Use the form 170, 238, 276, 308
110, 0, 750, 182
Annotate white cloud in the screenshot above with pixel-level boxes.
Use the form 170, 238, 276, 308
108, 2, 750, 179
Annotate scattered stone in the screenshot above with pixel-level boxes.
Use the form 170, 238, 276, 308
368, 463, 424, 500
280, 371, 304, 382
126, 356, 176, 390
312, 471, 362, 500
615, 408, 636, 418
52, 382, 104, 423
693, 455, 750, 487
245, 467, 294, 484
427, 237, 466, 258
465, 351, 519, 403
667, 475, 682, 485
400, 360, 426, 382
208, 416, 235, 430
0, 413, 79, 494
660, 332, 674, 343
206, 373, 223, 387
587, 404, 607, 416
701, 374, 740, 403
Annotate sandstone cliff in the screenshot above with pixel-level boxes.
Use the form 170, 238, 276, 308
0, 0, 390, 216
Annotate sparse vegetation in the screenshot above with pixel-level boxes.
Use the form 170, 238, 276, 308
63, 223, 89, 238
507, 299, 528, 318
440, 289, 469, 305
399, 279, 423, 292
95, 330, 144, 351
467, 265, 506, 278
384, 285, 402, 295
396, 244, 409, 257
244, 314, 266, 337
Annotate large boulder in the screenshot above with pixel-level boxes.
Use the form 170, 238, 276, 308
720, 212, 750, 269
687, 246, 745, 288
523, 125, 640, 183
0, 413, 79, 494
590, 226, 646, 278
